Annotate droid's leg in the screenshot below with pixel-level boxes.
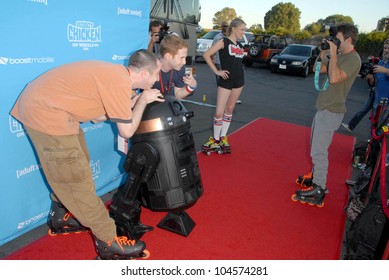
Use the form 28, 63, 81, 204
109, 142, 160, 240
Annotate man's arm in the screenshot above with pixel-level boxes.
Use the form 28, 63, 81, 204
116, 89, 164, 138
174, 72, 198, 99
326, 40, 349, 84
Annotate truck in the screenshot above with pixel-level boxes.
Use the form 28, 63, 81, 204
242, 34, 289, 67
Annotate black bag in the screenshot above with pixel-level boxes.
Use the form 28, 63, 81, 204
353, 167, 372, 195
344, 194, 366, 222
345, 201, 386, 259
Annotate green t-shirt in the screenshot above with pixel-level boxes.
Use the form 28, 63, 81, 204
316, 51, 361, 113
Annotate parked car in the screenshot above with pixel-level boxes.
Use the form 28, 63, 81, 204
243, 34, 289, 67
196, 30, 219, 61
269, 44, 320, 77
196, 30, 253, 61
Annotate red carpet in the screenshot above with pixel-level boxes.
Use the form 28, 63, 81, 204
5, 118, 354, 260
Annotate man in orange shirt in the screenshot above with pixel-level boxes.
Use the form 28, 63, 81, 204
10, 49, 164, 259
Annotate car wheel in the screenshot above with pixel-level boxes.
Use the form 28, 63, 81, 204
249, 45, 261, 57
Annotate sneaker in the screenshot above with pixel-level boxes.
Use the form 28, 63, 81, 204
95, 236, 146, 260
341, 123, 353, 133
236, 100, 242, 104
202, 136, 220, 149
219, 135, 230, 148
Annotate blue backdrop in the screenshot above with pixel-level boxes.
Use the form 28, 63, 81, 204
0, 0, 150, 246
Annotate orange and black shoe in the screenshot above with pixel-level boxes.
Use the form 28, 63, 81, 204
47, 201, 90, 236
291, 184, 325, 207
94, 236, 150, 260
296, 172, 313, 188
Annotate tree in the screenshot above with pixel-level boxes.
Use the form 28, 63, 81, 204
212, 7, 239, 28
323, 14, 353, 26
249, 24, 263, 34
264, 2, 301, 34
304, 22, 323, 36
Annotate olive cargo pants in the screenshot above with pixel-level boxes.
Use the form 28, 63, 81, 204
26, 126, 117, 242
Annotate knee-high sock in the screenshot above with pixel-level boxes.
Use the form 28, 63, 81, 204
213, 117, 223, 140
221, 113, 232, 137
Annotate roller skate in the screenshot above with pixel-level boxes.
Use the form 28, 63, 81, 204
220, 136, 231, 154
95, 236, 150, 260
47, 201, 90, 236
201, 136, 222, 155
296, 172, 313, 188
291, 184, 325, 207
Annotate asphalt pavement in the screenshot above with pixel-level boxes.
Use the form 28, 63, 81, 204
0, 61, 372, 258
186, 61, 371, 150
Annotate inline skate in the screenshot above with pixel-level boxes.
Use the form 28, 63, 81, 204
95, 236, 150, 260
47, 201, 90, 236
291, 184, 325, 207
296, 172, 313, 188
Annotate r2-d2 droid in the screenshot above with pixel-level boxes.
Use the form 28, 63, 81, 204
109, 95, 203, 240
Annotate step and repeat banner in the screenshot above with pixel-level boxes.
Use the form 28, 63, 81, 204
0, 0, 150, 246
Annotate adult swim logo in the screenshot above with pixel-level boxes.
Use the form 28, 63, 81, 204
117, 7, 142, 17
68, 21, 102, 51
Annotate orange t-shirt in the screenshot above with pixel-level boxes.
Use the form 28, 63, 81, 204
10, 60, 133, 135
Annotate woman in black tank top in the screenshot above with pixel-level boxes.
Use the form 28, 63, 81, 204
201, 18, 247, 154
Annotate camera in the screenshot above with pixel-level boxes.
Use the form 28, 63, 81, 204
321, 25, 341, 50
156, 22, 171, 43
359, 56, 380, 78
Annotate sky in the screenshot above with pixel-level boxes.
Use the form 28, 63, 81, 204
198, 0, 389, 33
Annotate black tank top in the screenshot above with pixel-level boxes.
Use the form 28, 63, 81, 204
219, 37, 244, 80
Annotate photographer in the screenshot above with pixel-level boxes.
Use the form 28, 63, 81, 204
369, 38, 389, 113
295, 24, 361, 206
148, 20, 164, 55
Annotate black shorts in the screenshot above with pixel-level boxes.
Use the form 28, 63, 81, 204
218, 77, 244, 90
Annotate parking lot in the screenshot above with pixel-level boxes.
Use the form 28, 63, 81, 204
184, 61, 372, 150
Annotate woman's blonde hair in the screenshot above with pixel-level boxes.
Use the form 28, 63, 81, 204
227, 18, 246, 36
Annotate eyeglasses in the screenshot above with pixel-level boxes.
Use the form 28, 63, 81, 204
222, 25, 229, 28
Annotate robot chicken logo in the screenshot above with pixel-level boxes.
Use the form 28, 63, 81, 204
67, 21, 102, 51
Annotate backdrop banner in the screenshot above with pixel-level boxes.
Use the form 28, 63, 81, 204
0, 0, 150, 246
